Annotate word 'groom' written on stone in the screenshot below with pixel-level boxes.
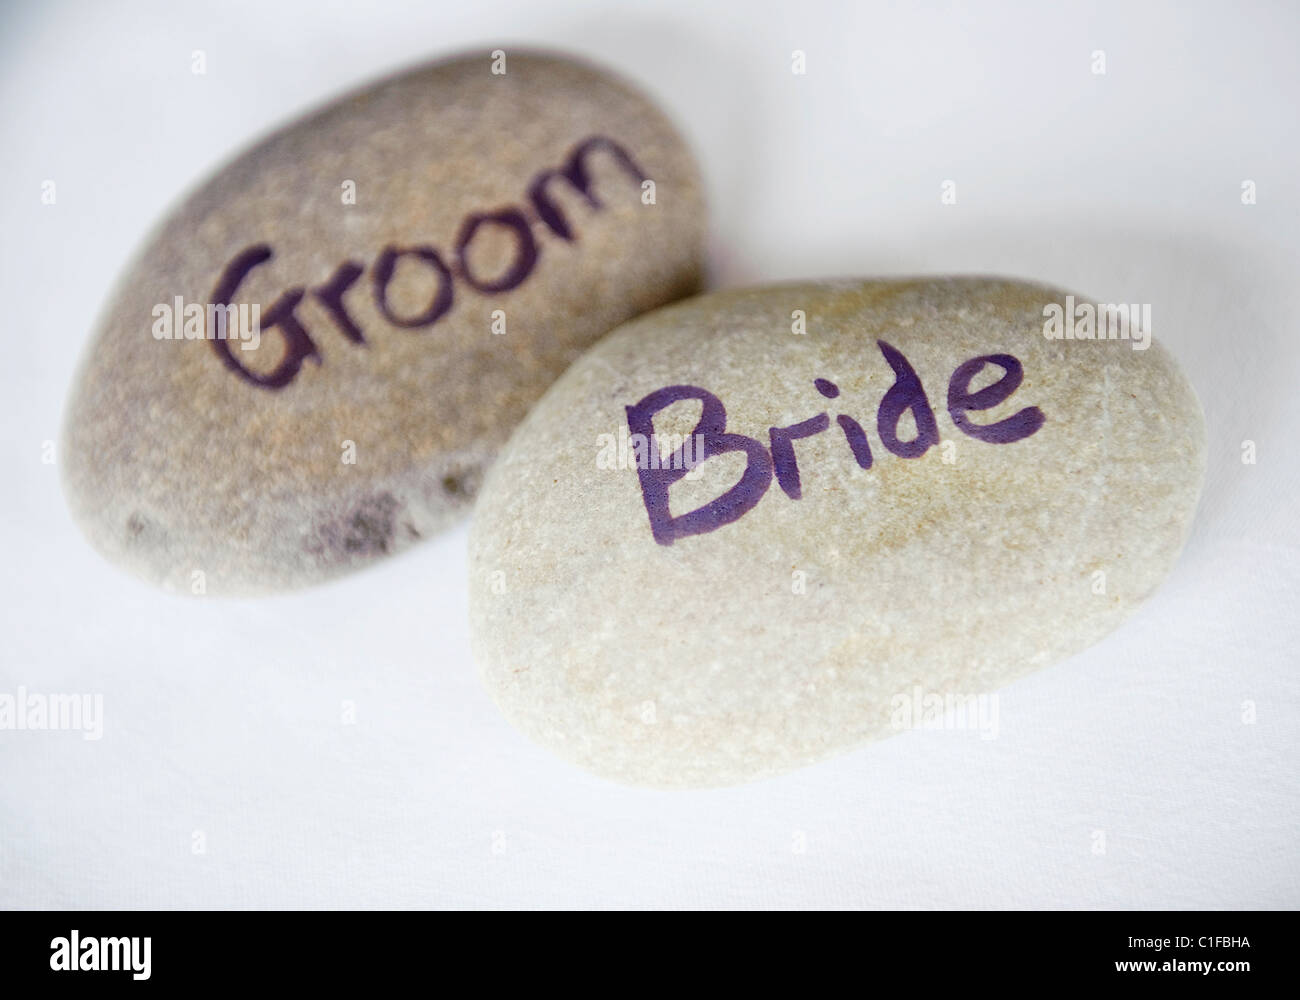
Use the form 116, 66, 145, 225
208, 135, 648, 389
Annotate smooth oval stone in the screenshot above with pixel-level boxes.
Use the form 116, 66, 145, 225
62, 51, 704, 594
469, 278, 1206, 787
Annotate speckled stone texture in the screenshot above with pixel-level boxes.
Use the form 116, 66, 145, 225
468, 278, 1206, 788
62, 51, 704, 594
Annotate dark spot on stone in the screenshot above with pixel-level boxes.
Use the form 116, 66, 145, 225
126, 512, 151, 539
439, 463, 482, 503
339, 493, 400, 555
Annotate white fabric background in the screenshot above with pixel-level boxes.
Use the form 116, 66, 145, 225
1, 0, 1296, 909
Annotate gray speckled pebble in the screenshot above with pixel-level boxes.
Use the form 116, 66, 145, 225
62, 51, 704, 594
468, 278, 1206, 788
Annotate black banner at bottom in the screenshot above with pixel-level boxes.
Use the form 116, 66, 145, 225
0, 910, 1280, 987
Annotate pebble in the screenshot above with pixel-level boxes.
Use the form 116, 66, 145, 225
61, 50, 704, 593
468, 277, 1206, 787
